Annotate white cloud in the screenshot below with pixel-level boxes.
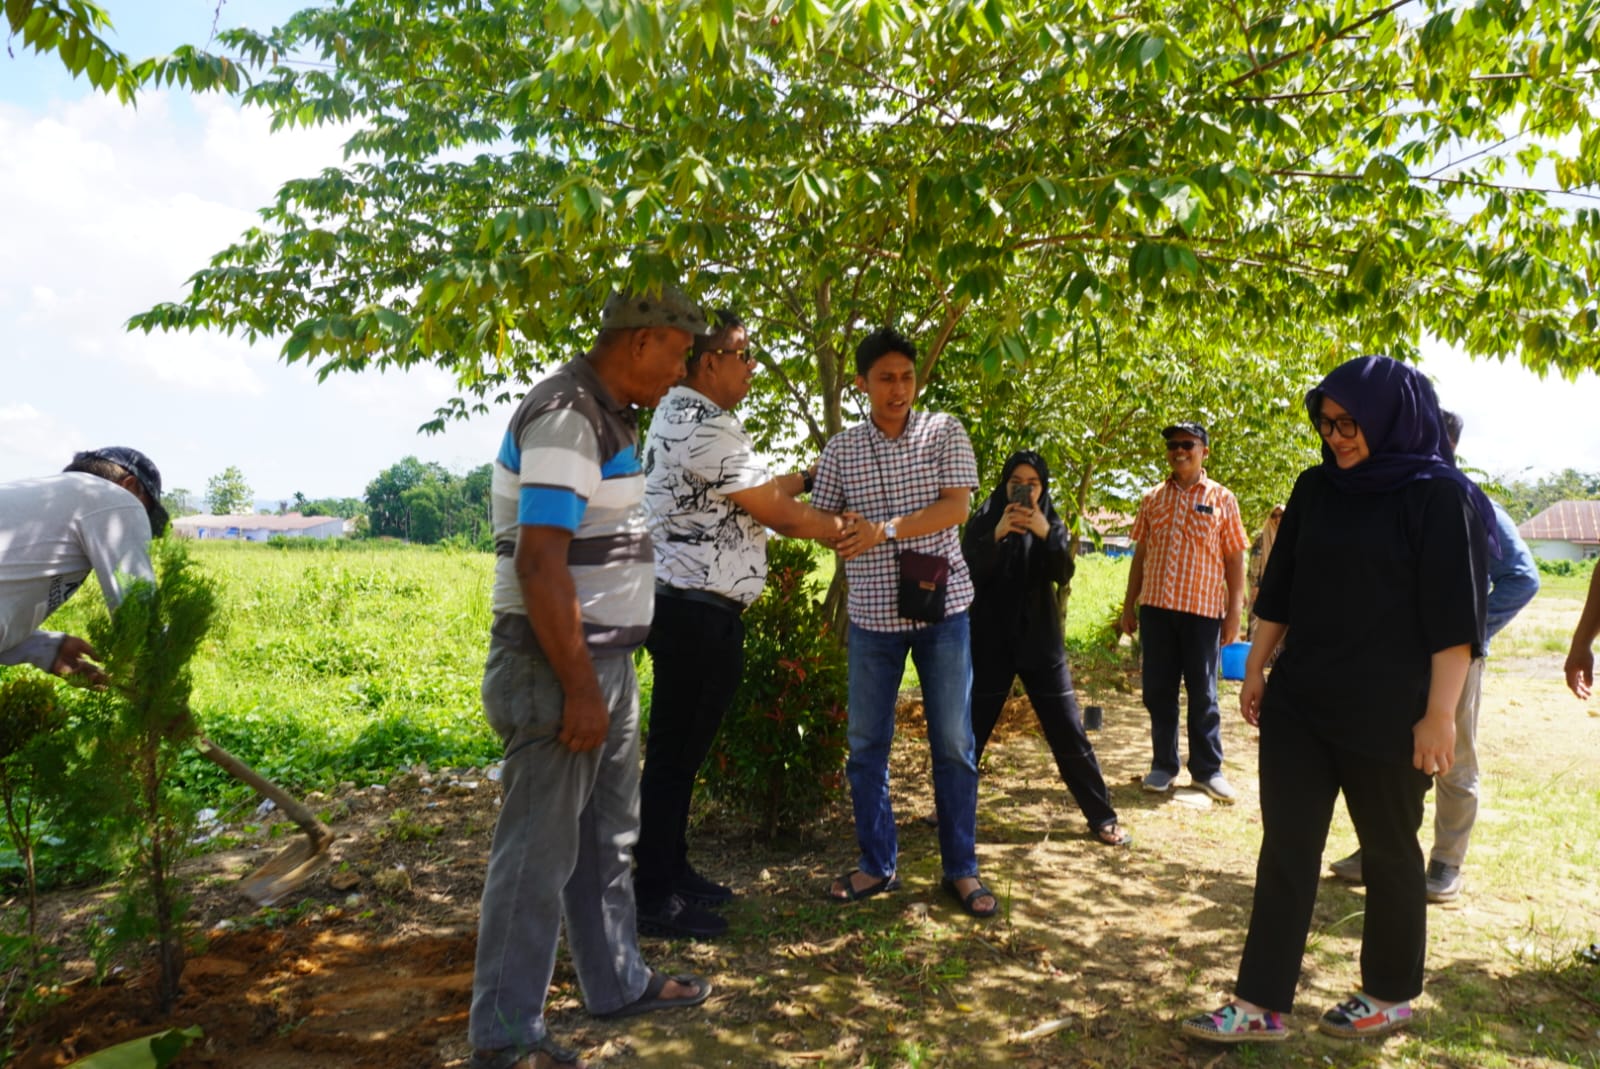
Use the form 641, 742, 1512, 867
1420, 339, 1600, 481
0, 404, 83, 476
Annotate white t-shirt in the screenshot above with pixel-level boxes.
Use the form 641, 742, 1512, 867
642, 386, 775, 606
0, 472, 155, 670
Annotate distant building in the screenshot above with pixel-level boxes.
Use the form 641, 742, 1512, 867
172, 512, 345, 542
1077, 508, 1134, 557
1519, 500, 1600, 561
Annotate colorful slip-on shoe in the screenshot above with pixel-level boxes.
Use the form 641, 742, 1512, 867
1180, 1003, 1288, 1043
1317, 993, 1412, 1039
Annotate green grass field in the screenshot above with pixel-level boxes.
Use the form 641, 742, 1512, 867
45, 540, 503, 790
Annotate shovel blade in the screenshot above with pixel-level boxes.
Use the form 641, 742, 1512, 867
238, 835, 333, 907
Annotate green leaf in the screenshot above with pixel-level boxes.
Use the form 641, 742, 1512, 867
64, 1026, 203, 1068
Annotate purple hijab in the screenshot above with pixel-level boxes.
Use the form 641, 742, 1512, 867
1305, 355, 1500, 557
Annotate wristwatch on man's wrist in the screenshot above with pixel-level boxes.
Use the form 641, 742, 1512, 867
884, 520, 898, 542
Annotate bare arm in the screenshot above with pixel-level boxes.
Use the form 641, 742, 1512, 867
835, 487, 971, 560
1415, 644, 1470, 774
1118, 541, 1146, 635
1221, 549, 1246, 646
513, 526, 607, 753
1239, 618, 1287, 726
726, 479, 845, 542
1565, 565, 1600, 699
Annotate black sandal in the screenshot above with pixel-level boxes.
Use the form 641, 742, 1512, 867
1093, 822, 1132, 847
941, 876, 998, 918
593, 970, 711, 1019
827, 869, 901, 902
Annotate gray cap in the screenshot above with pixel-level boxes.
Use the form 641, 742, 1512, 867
600, 285, 712, 335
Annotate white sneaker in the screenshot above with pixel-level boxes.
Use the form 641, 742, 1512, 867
1195, 774, 1237, 803
1426, 860, 1462, 903
1329, 850, 1363, 883
1141, 770, 1177, 793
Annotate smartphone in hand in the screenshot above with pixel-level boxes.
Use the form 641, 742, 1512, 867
1008, 483, 1032, 507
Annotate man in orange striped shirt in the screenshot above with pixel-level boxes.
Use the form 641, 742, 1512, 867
1118, 422, 1249, 801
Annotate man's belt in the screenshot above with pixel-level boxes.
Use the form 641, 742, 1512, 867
654, 581, 745, 616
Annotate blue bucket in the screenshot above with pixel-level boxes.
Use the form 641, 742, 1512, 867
1220, 641, 1251, 681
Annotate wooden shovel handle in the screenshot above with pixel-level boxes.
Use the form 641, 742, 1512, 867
193, 735, 333, 849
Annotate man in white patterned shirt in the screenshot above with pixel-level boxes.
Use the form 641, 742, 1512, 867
637, 310, 846, 939
811, 327, 997, 919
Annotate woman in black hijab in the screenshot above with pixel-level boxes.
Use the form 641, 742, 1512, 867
962, 450, 1128, 846
1183, 355, 1490, 1045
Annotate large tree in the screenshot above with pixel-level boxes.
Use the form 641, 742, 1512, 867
5, 0, 246, 100
132, 0, 1599, 512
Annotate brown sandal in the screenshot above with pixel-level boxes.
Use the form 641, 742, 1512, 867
469, 1034, 585, 1069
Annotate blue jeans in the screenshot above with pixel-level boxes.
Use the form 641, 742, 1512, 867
1139, 604, 1224, 779
846, 613, 978, 881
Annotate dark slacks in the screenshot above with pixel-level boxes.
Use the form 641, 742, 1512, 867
635, 592, 744, 907
1236, 705, 1431, 1012
1138, 604, 1224, 779
972, 651, 1118, 831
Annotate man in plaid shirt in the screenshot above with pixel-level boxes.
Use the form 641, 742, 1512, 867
811, 327, 998, 919
1118, 421, 1249, 802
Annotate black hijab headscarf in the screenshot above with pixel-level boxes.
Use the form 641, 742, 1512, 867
967, 449, 1064, 587
1306, 355, 1501, 558
970, 450, 1060, 539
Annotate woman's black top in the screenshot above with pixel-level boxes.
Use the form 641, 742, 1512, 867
1254, 467, 1489, 764
962, 511, 1075, 671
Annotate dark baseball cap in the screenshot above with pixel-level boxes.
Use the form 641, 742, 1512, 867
1161, 421, 1209, 446
70, 447, 169, 535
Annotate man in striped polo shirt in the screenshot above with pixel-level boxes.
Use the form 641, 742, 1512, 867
469, 287, 713, 1069
1118, 421, 1249, 803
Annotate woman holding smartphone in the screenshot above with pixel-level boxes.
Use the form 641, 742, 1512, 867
962, 450, 1129, 846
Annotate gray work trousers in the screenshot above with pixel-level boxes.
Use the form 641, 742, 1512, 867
468, 622, 652, 1050
1431, 657, 1486, 869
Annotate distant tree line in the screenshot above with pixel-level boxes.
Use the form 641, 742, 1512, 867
164, 458, 492, 548
1490, 470, 1600, 524
362, 456, 492, 547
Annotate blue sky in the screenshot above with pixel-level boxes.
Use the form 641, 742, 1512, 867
4, 1, 1599, 503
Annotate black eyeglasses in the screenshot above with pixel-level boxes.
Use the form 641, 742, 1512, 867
705, 348, 755, 365
1315, 416, 1359, 439
1165, 440, 1200, 452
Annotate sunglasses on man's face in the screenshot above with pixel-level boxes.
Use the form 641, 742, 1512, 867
1165, 439, 1200, 452
705, 348, 755, 365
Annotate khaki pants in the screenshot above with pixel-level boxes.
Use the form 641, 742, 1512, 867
1431, 657, 1486, 869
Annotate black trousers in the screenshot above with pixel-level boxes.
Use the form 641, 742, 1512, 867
635, 592, 744, 907
971, 651, 1118, 831
1138, 605, 1224, 779
1236, 706, 1431, 1011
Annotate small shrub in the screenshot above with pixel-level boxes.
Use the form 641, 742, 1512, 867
701, 539, 849, 838
83, 539, 219, 1013
0, 671, 68, 950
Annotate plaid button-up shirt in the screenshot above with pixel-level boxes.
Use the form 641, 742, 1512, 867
813, 410, 979, 632
1130, 473, 1249, 620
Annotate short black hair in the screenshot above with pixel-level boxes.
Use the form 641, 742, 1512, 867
855, 326, 916, 378
686, 309, 744, 373
1441, 409, 1464, 450
63, 454, 133, 483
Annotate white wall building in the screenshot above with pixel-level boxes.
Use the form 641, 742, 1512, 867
1519, 501, 1600, 562
172, 512, 346, 542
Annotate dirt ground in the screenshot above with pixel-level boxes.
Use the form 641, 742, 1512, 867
12, 597, 1600, 1068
